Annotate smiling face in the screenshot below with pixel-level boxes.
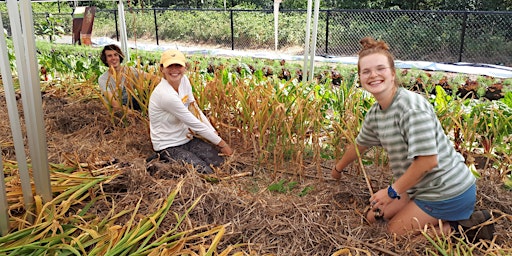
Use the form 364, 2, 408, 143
104, 49, 122, 71
358, 53, 397, 105
161, 63, 186, 87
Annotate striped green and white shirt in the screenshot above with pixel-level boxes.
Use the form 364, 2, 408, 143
356, 87, 475, 201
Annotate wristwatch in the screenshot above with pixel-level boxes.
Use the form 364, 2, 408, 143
387, 185, 401, 200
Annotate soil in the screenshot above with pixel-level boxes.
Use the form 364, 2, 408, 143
1, 86, 512, 255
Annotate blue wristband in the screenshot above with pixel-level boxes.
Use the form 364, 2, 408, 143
387, 185, 401, 200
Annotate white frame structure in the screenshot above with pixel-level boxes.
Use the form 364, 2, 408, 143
6, 0, 52, 203
0, 0, 130, 235
0, 6, 34, 235
302, 0, 321, 83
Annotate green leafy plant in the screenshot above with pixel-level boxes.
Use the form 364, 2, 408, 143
501, 91, 512, 108
504, 174, 512, 191
267, 179, 298, 194
432, 86, 467, 152
34, 14, 65, 42
298, 186, 314, 197
503, 79, 512, 92
460, 99, 512, 172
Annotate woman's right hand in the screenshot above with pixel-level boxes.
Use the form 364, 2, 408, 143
220, 144, 233, 156
218, 140, 233, 156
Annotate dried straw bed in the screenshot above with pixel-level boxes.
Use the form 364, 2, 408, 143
1, 93, 511, 255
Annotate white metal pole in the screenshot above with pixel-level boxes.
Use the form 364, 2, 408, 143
0, 154, 8, 236
302, 0, 313, 83
118, 0, 129, 62
8, 0, 52, 202
0, 9, 34, 212
308, 0, 321, 82
273, 0, 282, 52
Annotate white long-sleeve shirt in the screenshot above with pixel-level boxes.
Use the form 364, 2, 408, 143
148, 75, 221, 151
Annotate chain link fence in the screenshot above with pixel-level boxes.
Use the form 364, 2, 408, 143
321, 10, 512, 65
7, 8, 511, 65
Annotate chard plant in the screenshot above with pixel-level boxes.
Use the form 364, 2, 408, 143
432, 86, 464, 151
503, 79, 512, 92
462, 99, 512, 169
450, 74, 468, 91
501, 91, 512, 109
430, 72, 446, 86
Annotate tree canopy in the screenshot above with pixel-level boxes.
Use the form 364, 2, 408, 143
2, 0, 509, 14
114, 0, 511, 11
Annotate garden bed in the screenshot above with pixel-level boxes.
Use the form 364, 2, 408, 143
1, 84, 511, 254
0, 39, 511, 254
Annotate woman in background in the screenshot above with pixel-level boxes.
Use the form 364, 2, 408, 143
98, 44, 155, 111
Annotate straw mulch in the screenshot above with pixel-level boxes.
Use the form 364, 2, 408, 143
1, 92, 511, 255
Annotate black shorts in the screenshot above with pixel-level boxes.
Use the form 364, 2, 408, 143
158, 138, 224, 174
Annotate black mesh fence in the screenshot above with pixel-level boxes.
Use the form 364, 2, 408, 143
11, 8, 511, 65
321, 10, 512, 65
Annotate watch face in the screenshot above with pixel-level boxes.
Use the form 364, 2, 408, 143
388, 189, 395, 198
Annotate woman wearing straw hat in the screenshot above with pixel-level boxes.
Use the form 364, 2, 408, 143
148, 49, 233, 174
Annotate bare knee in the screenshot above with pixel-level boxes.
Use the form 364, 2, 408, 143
387, 218, 451, 237
387, 220, 411, 236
